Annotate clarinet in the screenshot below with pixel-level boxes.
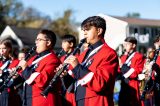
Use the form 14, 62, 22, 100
57, 49, 64, 57
41, 38, 86, 97
141, 48, 160, 100
0, 46, 36, 92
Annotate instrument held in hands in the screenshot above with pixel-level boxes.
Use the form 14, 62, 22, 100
0, 46, 36, 92
41, 38, 86, 97
140, 48, 160, 100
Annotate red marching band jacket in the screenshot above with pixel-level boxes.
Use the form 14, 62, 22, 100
119, 52, 145, 106
66, 42, 119, 106
0, 58, 20, 106
60, 49, 79, 106
0, 59, 19, 90
0, 59, 19, 69
20, 50, 62, 106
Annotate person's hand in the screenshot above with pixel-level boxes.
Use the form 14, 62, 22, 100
18, 60, 27, 70
3, 68, 18, 79
64, 55, 79, 68
9, 68, 19, 79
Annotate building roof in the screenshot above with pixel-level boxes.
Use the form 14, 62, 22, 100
10, 26, 40, 46
0, 26, 62, 49
114, 16, 160, 27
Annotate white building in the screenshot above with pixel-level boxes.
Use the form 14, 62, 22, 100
79, 14, 160, 55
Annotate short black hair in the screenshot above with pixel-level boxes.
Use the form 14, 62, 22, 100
61, 34, 76, 47
39, 29, 57, 48
81, 16, 106, 38
124, 37, 137, 45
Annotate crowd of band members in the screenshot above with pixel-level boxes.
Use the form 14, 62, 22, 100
0, 15, 160, 106
118, 36, 160, 106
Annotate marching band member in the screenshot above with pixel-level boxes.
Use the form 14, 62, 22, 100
138, 47, 155, 106
0, 39, 21, 106
60, 34, 77, 62
18, 29, 62, 106
59, 34, 78, 105
63, 16, 119, 106
139, 36, 160, 106
118, 37, 145, 106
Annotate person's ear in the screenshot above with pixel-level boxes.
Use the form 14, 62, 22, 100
69, 42, 74, 48
97, 28, 103, 36
46, 40, 51, 47
132, 44, 136, 48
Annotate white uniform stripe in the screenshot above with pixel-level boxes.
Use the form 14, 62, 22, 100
75, 72, 94, 87
123, 68, 135, 78
25, 72, 40, 85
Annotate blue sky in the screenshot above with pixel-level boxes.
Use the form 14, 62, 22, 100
21, 0, 160, 22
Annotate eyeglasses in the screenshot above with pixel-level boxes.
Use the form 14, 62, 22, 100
0, 48, 7, 50
35, 38, 48, 42
123, 42, 133, 46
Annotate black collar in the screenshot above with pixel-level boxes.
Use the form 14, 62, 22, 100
127, 50, 135, 56
88, 40, 103, 51
0, 56, 10, 63
36, 50, 50, 58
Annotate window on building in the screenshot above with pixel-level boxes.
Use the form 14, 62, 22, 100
151, 28, 159, 37
129, 26, 138, 34
140, 27, 149, 35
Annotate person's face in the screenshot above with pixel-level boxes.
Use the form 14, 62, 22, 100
18, 52, 25, 60
61, 41, 73, 53
82, 26, 102, 45
123, 42, 135, 53
154, 40, 160, 49
35, 33, 51, 53
0, 44, 10, 57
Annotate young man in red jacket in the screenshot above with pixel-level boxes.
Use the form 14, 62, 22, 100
64, 16, 119, 106
59, 34, 77, 104
18, 29, 62, 106
118, 37, 145, 106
